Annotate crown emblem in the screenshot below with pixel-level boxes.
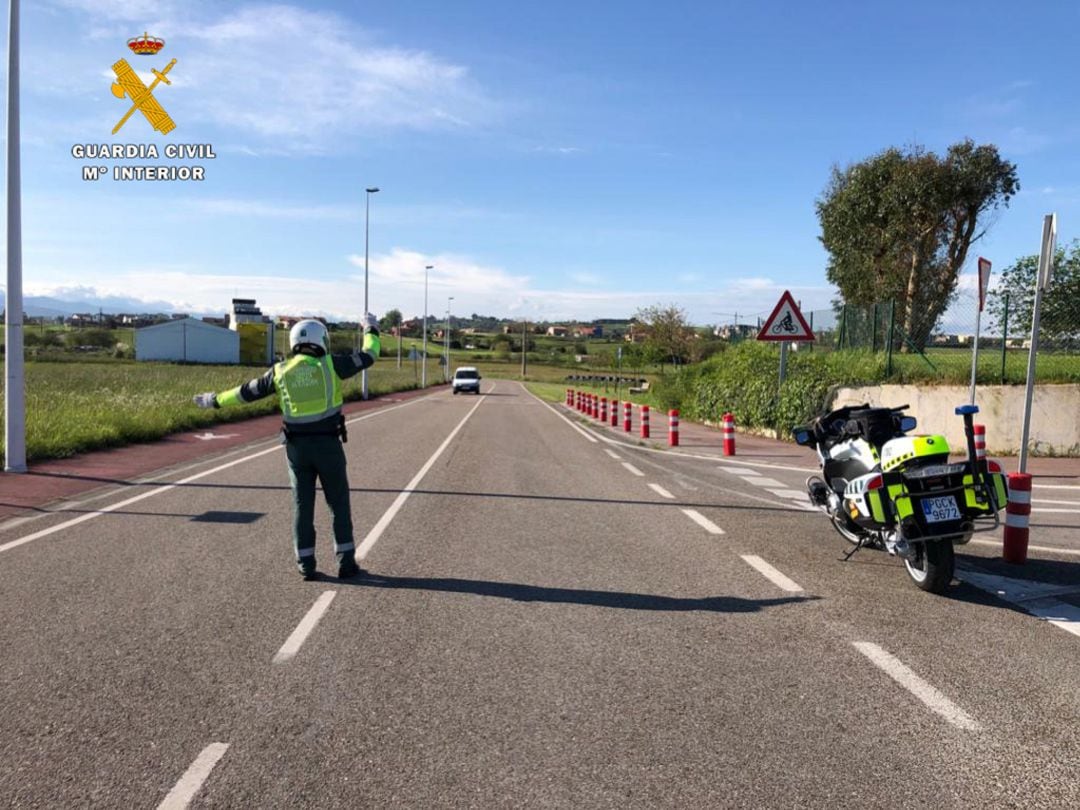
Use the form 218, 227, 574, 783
127, 31, 165, 56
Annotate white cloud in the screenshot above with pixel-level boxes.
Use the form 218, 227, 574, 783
569, 272, 601, 285
191, 198, 359, 221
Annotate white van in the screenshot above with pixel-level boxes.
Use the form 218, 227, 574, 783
452, 366, 482, 395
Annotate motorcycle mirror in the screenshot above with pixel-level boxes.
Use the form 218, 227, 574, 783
898, 416, 917, 432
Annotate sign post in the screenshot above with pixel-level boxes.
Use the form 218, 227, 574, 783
757, 290, 815, 386
969, 257, 991, 404
1019, 214, 1057, 472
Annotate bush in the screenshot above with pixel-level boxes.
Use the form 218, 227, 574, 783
65, 328, 114, 348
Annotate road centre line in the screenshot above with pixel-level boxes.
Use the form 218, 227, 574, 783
158, 742, 230, 809
740, 555, 804, 592
0, 395, 436, 554
357, 391, 488, 559
604, 449, 622, 460
621, 462, 645, 477
273, 591, 337, 664
648, 483, 675, 499
681, 509, 725, 535
852, 642, 980, 731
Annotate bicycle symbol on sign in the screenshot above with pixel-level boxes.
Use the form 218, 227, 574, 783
771, 313, 799, 334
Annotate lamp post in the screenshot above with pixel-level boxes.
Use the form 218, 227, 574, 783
422, 264, 432, 388
445, 296, 454, 382
521, 315, 528, 378
361, 186, 379, 400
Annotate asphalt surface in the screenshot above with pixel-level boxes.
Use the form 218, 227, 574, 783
1, 382, 1078, 808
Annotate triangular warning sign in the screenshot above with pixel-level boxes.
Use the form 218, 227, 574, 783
757, 290, 815, 342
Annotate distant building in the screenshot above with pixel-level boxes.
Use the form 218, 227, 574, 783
546, 325, 568, 337
228, 298, 270, 330
135, 318, 239, 364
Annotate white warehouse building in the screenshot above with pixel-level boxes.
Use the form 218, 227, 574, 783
135, 318, 239, 364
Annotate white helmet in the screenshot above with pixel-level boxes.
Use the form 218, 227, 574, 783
289, 319, 330, 354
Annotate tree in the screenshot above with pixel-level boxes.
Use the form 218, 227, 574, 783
635, 304, 693, 367
380, 308, 403, 333
817, 140, 1018, 349
987, 241, 1080, 348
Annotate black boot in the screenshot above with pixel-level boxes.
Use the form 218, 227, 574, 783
297, 559, 318, 580
337, 556, 364, 579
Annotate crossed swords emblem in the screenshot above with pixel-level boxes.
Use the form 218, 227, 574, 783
110, 57, 178, 135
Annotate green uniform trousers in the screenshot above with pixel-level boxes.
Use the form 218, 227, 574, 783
284, 434, 355, 565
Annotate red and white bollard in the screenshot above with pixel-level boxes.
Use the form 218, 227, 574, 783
566, 389, 573, 407
974, 424, 986, 463
610, 399, 619, 427
591, 395, 598, 419
668, 409, 679, 446
600, 397, 608, 423
623, 401, 632, 433
640, 405, 650, 439
722, 412, 736, 456
1004, 473, 1031, 565
576, 391, 583, 412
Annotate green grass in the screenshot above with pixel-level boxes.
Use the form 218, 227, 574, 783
0, 359, 434, 463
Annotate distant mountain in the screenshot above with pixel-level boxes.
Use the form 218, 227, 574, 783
1, 292, 203, 319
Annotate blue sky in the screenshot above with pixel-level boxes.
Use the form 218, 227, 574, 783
4, 0, 1078, 324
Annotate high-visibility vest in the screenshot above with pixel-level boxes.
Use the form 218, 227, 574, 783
273, 354, 343, 423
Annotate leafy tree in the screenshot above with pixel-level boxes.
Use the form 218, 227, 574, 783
817, 140, 1018, 349
64, 328, 114, 348
635, 303, 693, 367
987, 241, 1080, 347
380, 308, 403, 332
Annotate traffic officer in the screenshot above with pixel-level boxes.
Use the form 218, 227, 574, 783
193, 314, 380, 580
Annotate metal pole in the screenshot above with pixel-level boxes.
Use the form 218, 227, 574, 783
361, 186, 378, 400
778, 340, 788, 385
1000, 292, 1009, 385
445, 296, 453, 382
521, 318, 527, 377
968, 305, 982, 404
871, 303, 879, 353
422, 265, 431, 388
886, 299, 895, 378
1019, 214, 1057, 473
5, 0, 26, 472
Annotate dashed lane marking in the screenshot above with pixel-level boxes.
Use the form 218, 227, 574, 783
956, 565, 1080, 639
852, 642, 980, 731
604, 449, 622, 460
681, 509, 724, 535
158, 742, 230, 809
272, 591, 337, 664
767, 489, 810, 500
744, 477, 786, 488
622, 462, 645, 477
718, 465, 760, 476
740, 555, 803, 592
648, 483, 675, 499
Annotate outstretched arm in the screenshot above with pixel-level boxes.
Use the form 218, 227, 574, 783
193, 367, 276, 409
332, 313, 381, 380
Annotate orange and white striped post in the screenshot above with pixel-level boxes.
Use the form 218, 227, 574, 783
668, 409, 679, 446
722, 412, 736, 456
1003, 473, 1030, 565
640, 405, 650, 439
623, 401, 632, 432
974, 424, 986, 463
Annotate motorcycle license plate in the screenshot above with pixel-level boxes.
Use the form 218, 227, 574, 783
921, 495, 961, 523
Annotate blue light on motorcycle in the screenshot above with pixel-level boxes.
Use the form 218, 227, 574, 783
899, 416, 917, 432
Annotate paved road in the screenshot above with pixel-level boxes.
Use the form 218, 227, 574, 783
1, 382, 1078, 808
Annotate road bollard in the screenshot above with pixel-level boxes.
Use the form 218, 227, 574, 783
640, 405, 650, 439
974, 424, 986, 463
590, 394, 598, 419
576, 391, 582, 412
722, 412, 736, 456
566, 388, 573, 407
668, 409, 679, 446
610, 399, 619, 427
623, 401, 632, 432
600, 397, 608, 423
1004, 472, 1031, 565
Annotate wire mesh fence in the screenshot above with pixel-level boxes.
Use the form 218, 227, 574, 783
740, 288, 1080, 384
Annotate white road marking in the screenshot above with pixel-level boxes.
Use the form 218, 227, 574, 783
719, 465, 760, 476
852, 642, 980, 731
273, 591, 337, 664
530, 393, 598, 443
1032, 498, 1080, 506
969, 538, 1080, 556
648, 483, 675, 499
768, 489, 809, 500
956, 565, 1080, 639
1035, 484, 1080, 491
1030, 507, 1080, 514
358, 392, 488, 558
740, 555, 803, 592
0, 395, 436, 554
158, 742, 230, 809
604, 449, 622, 460
622, 462, 645, 477
745, 477, 786, 488
681, 509, 724, 535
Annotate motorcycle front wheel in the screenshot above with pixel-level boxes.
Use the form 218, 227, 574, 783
904, 540, 955, 594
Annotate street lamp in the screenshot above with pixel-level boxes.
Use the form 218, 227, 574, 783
422, 265, 433, 388
445, 296, 454, 382
361, 186, 379, 400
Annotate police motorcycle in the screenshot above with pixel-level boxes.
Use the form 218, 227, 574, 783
792, 403, 1009, 594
